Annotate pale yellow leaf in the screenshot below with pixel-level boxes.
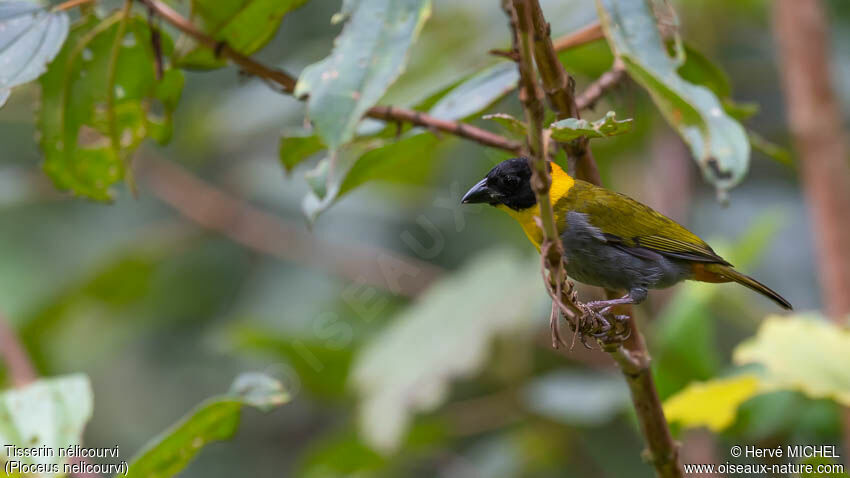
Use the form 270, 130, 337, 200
663, 374, 761, 431
733, 314, 850, 406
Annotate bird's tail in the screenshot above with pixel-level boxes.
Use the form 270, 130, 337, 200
695, 263, 793, 310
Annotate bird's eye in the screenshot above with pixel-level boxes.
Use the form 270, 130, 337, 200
503, 175, 520, 189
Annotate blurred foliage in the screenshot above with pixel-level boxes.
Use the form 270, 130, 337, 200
0, 375, 92, 474
38, 12, 183, 200
175, 0, 310, 68
597, 0, 750, 192
0, 0, 841, 476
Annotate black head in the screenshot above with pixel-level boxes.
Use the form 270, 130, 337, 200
461, 157, 537, 211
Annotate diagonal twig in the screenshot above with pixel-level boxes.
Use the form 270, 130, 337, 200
138, 0, 523, 154
137, 155, 443, 297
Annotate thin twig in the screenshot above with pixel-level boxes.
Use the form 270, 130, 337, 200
575, 61, 627, 111
53, 0, 97, 12
137, 155, 443, 297
139, 0, 522, 154
552, 21, 604, 52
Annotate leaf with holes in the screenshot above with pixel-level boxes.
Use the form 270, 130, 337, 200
0, 1, 69, 108
125, 373, 289, 478
596, 0, 750, 192
0, 375, 93, 473
550, 111, 633, 142
176, 0, 309, 68
38, 14, 184, 200
295, 0, 431, 151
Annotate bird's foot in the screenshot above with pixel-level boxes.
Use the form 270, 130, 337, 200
575, 300, 632, 345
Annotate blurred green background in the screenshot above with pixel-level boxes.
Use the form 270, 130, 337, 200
0, 0, 847, 476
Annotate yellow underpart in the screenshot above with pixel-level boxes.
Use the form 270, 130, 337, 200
497, 162, 574, 251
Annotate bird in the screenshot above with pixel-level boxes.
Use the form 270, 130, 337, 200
461, 157, 792, 318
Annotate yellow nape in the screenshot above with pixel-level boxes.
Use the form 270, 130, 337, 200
496, 162, 574, 251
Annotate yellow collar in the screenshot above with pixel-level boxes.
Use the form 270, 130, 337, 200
496, 162, 574, 250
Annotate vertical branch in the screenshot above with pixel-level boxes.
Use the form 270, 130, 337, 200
526, 1, 601, 185
507, 0, 562, 266
512, 1, 683, 476
774, 0, 850, 460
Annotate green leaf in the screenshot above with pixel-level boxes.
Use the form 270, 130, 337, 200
126, 373, 289, 478
38, 14, 184, 200
677, 43, 758, 121
176, 0, 309, 68
427, 62, 518, 120
302, 133, 438, 222
0, 1, 69, 108
549, 111, 633, 141
279, 133, 324, 174
596, 0, 750, 191
733, 314, 850, 406
0, 375, 92, 473
483, 113, 527, 139
294, 0, 432, 150
352, 248, 545, 452
748, 129, 793, 166
663, 374, 761, 432
677, 44, 731, 99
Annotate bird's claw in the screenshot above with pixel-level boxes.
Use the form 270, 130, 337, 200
573, 301, 632, 346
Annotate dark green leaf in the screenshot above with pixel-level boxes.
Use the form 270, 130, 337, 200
596, 0, 750, 191
176, 0, 309, 68
301, 134, 438, 222
279, 134, 324, 173
677, 43, 759, 121
748, 129, 793, 166
37, 14, 184, 200
549, 111, 633, 141
294, 0, 432, 150
0, 1, 69, 108
126, 373, 289, 478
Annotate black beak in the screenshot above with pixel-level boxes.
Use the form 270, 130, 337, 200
461, 178, 493, 204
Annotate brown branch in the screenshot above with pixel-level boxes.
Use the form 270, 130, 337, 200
53, 0, 97, 12
575, 61, 627, 111
518, 1, 682, 476
774, 0, 850, 461
552, 21, 604, 52
137, 155, 443, 298
526, 0, 601, 185
368, 106, 523, 154
139, 0, 521, 154
0, 314, 37, 387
